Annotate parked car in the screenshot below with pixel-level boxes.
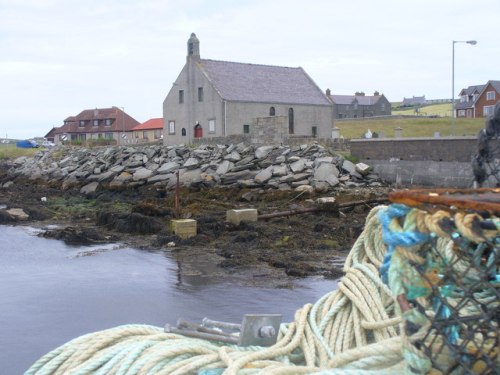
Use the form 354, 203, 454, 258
42, 140, 56, 147
16, 140, 39, 148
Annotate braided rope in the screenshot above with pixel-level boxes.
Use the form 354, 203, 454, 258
26, 203, 499, 374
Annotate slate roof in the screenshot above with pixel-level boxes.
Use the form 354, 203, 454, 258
488, 80, 500, 92
455, 81, 500, 109
458, 84, 485, 97
330, 94, 382, 106
198, 59, 331, 106
132, 118, 163, 131
55, 107, 140, 134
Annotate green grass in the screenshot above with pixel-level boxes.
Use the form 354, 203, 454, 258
0, 145, 40, 160
392, 103, 452, 117
335, 117, 485, 139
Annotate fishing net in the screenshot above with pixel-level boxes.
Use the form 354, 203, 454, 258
385, 188, 499, 374
472, 102, 500, 187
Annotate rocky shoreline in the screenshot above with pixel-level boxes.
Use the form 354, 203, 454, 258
0, 142, 392, 281
5, 142, 381, 194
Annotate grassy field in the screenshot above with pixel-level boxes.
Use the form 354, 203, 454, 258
0, 145, 40, 160
392, 103, 452, 117
335, 116, 485, 139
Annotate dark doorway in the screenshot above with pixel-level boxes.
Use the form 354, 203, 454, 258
288, 108, 294, 134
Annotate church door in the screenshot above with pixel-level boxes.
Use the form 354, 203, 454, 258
194, 123, 203, 138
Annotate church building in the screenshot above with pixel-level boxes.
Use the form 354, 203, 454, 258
162, 33, 334, 146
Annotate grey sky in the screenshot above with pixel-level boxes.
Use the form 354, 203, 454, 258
0, 0, 497, 139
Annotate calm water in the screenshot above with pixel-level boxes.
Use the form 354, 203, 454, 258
0, 225, 337, 374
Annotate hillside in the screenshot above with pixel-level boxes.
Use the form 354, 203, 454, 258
334, 116, 484, 139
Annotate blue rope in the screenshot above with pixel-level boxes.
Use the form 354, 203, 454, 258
378, 204, 430, 284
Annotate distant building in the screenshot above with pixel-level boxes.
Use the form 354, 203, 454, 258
131, 118, 163, 143
44, 127, 57, 143
401, 96, 426, 107
53, 107, 140, 145
327, 91, 391, 119
455, 80, 500, 118
162, 33, 333, 146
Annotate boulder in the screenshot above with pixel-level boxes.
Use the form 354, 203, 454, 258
158, 162, 180, 174
80, 182, 100, 196
254, 166, 273, 184
255, 145, 274, 159
6, 208, 29, 221
314, 163, 340, 187
133, 168, 154, 181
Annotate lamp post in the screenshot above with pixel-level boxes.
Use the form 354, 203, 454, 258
451, 40, 477, 136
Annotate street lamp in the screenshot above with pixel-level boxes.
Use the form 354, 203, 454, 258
452, 39, 477, 136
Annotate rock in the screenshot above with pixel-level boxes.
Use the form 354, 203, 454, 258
2, 181, 14, 188
313, 181, 330, 193
6, 208, 29, 221
272, 165, 288, 177
314, 163, 340, 187
355, 162, 372, 176
179, 169, 202, 185
133, 168, 154, 181
147, 174, 172, 184
295, 185, 314, 194
290, 159, 306, 173
216, 160, 233, 175
224, 151, 241, 162
80, 182, 100, 196
183, 158, 200, 169
254, 166, 273, 184
342, 160, 356, 174
255, 145, 274, 159
314, 156, 334, 167
158, 161, 180, 174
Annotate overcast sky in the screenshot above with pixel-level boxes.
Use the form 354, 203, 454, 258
0, 0, 497, 139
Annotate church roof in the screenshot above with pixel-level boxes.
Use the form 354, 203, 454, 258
198, 59, 331, 106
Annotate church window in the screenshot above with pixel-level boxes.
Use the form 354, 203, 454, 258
270, 107, 275, 116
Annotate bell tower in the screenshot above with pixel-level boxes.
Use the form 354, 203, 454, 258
187, 33, 200, 60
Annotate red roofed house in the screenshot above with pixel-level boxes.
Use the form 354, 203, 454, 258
53, 107, 140, 145
131, 118, 163, 143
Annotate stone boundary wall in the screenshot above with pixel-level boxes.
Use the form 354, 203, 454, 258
365, 159, 474, 188
350, 137, 480, 163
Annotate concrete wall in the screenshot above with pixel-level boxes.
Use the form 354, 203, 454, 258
350, 137, 479, 162
366, 159, 474, 188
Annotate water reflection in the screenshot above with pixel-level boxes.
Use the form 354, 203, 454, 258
0, 225, 337, 374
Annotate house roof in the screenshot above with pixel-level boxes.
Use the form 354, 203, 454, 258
198, 59, 331, 106
132, 118, 163, 131
329, 94, 383, 106
456, 80, 500, 109
458, 84, 485, 97
55, 107, 140, 134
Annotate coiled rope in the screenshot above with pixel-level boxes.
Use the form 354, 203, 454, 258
25, 204, 499, 374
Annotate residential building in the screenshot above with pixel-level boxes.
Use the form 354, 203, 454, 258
455, 80, 500, 118
131, 118, 163, 143
328, 91, 391, 119
53, 107, 140, 145
401, 96, 426, 107
162, 33, 333, 146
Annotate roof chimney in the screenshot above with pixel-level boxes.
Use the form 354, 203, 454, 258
326, 88, 331, 97
374, 91, 380, 96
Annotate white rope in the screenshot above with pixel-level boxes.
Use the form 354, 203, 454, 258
26, 205, 407, 374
